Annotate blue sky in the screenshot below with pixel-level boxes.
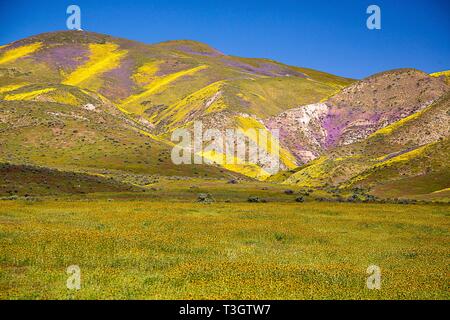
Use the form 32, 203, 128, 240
1, 0, 449, 79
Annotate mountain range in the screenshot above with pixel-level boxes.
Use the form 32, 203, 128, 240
0, 30, 448, 200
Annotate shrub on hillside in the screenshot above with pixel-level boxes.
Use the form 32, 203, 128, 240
197, 193, 215, 203
248, 196, 266, 203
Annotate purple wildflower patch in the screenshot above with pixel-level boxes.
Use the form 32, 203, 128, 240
33, 44, 89, 72
99, 58, 136, 101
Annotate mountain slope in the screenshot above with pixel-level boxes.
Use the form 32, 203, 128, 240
1, 30, 448, 198
0, 30, 354, 179
0, 163, 141, 197
265, 68, 449, 164
431, 70, 450, 85
281, 91, 450, 198
0, 88, 242, 184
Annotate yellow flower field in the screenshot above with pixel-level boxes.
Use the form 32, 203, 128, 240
0, 199, 448, 299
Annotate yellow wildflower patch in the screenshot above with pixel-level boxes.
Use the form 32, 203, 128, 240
430, 70, 450, 78
45, 90, 80, 105
0, 42, 42, 65
2, 200, 446, 299
121, 65, 208, 109
151, 81, 227, 127
374, 143, 435, 167
199, 149, 271, 179
283, 156, 328, 186
63, 43, 127, 86
132, 61, 161, 85
431, 70, 450, 84
0, 83, 28, 94
235, 116, 297, 169
370, 106, 432, 138
432, 187, 450, 194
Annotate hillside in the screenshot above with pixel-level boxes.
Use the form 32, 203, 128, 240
0, 163, 140, 197
281, 91, 450, 199
0, 30, 354, 180
431, 70, 450, 85
0, 30, 449, 199
265, 69, 449, 164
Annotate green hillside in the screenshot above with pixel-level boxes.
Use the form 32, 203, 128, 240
0, 31, 354, 179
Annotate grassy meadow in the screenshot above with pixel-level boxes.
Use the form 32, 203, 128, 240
0, 197, 448, 300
